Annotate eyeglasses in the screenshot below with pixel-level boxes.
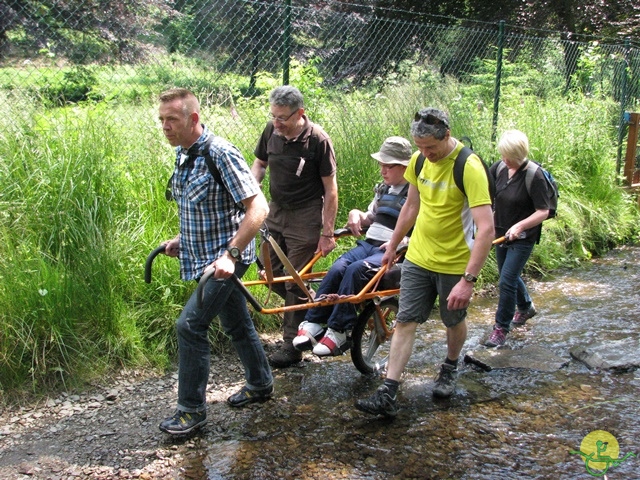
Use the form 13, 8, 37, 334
414, 112, 449, 129
269, 110, 297, 123
379, 163, 399, 171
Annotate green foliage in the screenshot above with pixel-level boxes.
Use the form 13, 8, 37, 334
5, 0, 163, 62
0, 105, 145, 392
0, 56, 639, 397
498, 93, 639, 272
161, 12, 199, 54
38, 66, 101, 105
289, 58, 326, 102
461, 51, 565, 104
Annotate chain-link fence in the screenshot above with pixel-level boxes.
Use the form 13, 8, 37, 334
1, 0, 639, 161
3, 0, 640, 393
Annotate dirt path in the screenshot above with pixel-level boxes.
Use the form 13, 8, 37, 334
0, 336, 286, 480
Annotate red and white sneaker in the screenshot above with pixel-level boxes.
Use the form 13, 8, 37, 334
292, 321, 326, 351
313, 327, 350, 356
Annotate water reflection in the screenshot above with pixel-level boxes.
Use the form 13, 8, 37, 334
191, 246, 640, 479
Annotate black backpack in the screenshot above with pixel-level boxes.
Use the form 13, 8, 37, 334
414, 137, 495, 205
495, 160, 559, 219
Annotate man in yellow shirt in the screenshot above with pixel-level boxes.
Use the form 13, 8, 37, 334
356, 108, 494, 417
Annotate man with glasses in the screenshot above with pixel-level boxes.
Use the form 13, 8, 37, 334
252, 85, 338, 368
356, 108, 494, 417
293, 137, 412, 356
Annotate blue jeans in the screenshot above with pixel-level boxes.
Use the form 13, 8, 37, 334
304, 240, 383, 331
494, 241, 535, 331
176, 262, 272, 412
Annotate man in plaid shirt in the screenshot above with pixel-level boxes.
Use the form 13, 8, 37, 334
157, 88, 273, 436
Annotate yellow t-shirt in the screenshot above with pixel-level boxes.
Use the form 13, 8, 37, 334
404, 142, 491, 274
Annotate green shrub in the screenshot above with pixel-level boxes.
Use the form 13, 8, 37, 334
1, 58, 638, 397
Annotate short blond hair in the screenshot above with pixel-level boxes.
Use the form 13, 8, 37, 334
497, 129, 529, 165
159, 88, 200, 117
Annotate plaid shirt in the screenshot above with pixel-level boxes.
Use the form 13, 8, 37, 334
171, 126, 261, 280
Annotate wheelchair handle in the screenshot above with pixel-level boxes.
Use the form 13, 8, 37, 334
196, 268, 263, 311
144, 245, 167, 283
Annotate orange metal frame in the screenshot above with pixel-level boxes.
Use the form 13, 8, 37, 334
244, 249, 402, 316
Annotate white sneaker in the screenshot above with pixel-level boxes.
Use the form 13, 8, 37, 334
292, 321, 326, 351
313, 327, 349, 356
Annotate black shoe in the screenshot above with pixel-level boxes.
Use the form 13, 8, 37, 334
432, 363, 457, 398
159, 409, 207, 435
355, 385, 397, 418
268, 344, 302, 368
227, 385, 274, 408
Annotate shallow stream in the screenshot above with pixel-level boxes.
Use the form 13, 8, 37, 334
184, 246, 640, 479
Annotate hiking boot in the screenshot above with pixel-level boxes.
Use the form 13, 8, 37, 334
312, 327, 350, 357
512, 303, 537, 327
432, 363, 458, 398
355, 385, 398, 418
227, 384, 273, 408
484, 326, 508, 348
292, 321, 326, 351
159, 409, 207, 435
268, 343, 302, 368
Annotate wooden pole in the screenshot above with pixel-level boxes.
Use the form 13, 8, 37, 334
623, 112, 640, 187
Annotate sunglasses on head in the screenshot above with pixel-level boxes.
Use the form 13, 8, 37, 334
414, 112, 449, 129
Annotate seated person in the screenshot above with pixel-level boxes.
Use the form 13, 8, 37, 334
293, 136, 412, 356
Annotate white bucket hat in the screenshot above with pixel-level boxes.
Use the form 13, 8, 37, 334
370, 136, 412, 166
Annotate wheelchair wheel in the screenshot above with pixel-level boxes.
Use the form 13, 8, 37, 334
350, 297, 398, 375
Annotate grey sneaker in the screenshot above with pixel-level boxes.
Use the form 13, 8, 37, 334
355, 385, 397, 418
432, 364, 458, 398
159, 409, 207, 435
512, 304, 537, 327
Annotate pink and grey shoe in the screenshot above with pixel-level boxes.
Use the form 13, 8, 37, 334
512, 304, 537, 327
484, 326, 507, 348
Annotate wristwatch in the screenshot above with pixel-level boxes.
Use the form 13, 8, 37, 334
226, 246, 241, 261
463, 272, 478, 283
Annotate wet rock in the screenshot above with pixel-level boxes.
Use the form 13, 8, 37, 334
569, 338, 640, 371
464, 346, 568, 371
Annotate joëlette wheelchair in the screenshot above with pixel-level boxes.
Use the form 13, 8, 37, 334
145, 228, 406, 375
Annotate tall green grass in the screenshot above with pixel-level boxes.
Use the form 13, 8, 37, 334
1, 68, 638, 397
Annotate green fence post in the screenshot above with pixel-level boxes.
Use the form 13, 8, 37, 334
283, 0, 292, 85
616, 38, 631, 180
491, 20, 505, 145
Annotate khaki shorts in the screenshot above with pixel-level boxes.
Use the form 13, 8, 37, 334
396, 260, 467, 328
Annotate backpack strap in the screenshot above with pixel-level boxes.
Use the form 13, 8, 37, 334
523, 161, 538, 194
188, 135, 223, 185
415, 153, 426, 179
496, 160, 538, 197
452, 146, 473, 197
165, 135, 244, 211
459, 136, 474, 151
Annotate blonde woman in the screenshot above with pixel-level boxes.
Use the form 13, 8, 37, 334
485, 130, 553, 347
